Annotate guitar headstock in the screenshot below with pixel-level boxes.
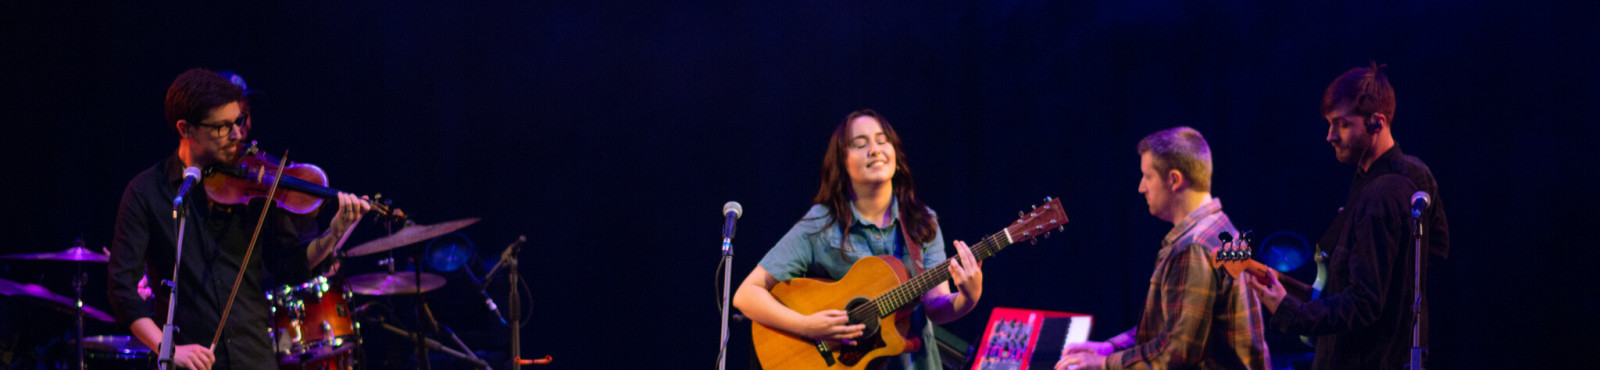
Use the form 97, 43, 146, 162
1005, 197, 1068, 245
1213, 231, 1268, 282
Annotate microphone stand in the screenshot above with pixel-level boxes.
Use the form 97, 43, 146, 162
506, 237, 526, 370
157, 194, 192, 370
482, 235, 547, 369
1408, 209, 1426, 370
717, 233, 733, 370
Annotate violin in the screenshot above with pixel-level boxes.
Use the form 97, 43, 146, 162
203, 141, 403, 221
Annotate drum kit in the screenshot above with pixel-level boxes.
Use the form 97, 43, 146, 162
0, 216, 543, 370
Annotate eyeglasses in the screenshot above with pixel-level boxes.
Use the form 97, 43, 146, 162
191, 113, 250, 137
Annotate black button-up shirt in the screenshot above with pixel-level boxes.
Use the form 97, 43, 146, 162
108, 153, 319, 370
1268, 144, 1451, 369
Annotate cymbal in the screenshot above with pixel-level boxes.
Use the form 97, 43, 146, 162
346, 272, 446, 296
0, 278, 114, 322
80, 335, 150, 353
344, 218, 480, 257
1, 246, 110, 263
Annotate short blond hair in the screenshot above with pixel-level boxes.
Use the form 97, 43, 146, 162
1137, 126, 1213, 192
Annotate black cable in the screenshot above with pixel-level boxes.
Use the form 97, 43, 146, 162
517, 273, 535, 329
715, 258, 725, 314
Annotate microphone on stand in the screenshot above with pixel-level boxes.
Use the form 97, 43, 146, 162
478, 235, 526, 324
722, 201, 742, 243
1410, 191, 1431, 218
717, 201, 742, 370
172, 167, 202, 216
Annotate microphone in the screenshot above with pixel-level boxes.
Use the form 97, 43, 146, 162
1410, 191, 1431, 218
478, 235, 525, 324
482, 235, 525, 288
172, 167, 202, 214
722, 201, 742, 240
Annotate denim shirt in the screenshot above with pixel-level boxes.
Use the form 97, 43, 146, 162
758, 198, 946, 283
756, 198, 947, 370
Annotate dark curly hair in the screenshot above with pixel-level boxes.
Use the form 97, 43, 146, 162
164, 68, 243, 137
1321, 61, 1395, 125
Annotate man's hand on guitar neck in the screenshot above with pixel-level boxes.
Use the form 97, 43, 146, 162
1244, 267, 1287, 313
797, 310, 866, 344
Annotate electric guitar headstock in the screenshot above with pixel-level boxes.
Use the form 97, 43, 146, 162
1004, 197, 1069, 245
1214, 231, 1273, 284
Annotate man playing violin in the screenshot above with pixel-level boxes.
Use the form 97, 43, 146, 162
107, 68, 372, 370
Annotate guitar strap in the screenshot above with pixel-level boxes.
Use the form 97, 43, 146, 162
899, 207, 926, 275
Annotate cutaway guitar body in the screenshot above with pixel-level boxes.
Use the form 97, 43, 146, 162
754, 256, 913, 369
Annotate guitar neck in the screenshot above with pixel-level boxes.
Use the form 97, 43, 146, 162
869, 229, 1013, 317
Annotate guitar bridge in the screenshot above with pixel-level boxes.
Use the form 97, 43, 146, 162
814, 341, 836, 366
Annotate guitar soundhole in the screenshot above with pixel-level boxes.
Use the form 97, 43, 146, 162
842, 297, 880, 337
834, 297, 886, 367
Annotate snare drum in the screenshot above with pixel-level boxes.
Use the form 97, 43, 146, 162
269, 275, 359, 369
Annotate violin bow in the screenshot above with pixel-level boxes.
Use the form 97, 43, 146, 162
211, 150, 290, 349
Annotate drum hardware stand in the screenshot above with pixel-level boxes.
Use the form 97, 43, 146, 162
71, 240, 87, 370
368, 315, 489, 369
412, 239, 435, 370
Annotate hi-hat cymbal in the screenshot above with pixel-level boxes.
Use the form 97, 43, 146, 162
0, 278, 114, 322
1, 246, 110, 263
343, 218, 480, 257
346, 272, 446, 296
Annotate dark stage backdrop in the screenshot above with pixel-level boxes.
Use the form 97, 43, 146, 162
2, 1, 1596, 369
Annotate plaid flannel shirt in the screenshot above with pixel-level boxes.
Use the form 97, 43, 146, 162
1107, 198, 1270, 370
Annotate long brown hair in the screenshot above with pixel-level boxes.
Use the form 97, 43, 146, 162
810, 109, 939, 260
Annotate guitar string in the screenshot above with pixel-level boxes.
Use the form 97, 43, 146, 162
847, 230, 1011, 321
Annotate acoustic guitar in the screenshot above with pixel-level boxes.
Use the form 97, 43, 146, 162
753, 197, 1068, 370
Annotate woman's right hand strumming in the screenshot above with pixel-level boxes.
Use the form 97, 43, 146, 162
796, 309, 866, 343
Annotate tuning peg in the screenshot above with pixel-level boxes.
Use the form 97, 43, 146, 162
1044, 196, 1052, 202
1030, 239, 1038, 245
1218, 231, 1234, 245
1057, 226, 1065, 232
1018, 211, 1025, 219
